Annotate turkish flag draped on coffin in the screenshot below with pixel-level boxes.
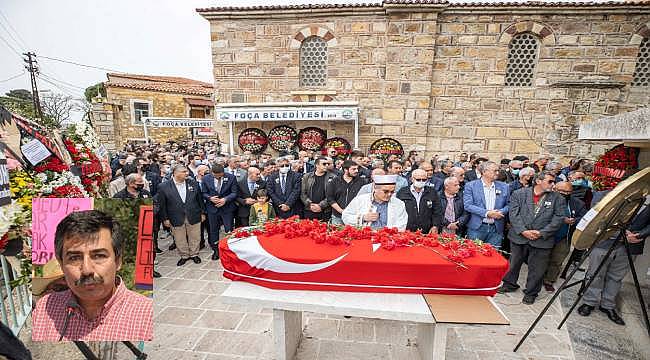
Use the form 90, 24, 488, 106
219, 232, 509, 296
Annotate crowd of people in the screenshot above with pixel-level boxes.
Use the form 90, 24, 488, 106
108, 140, 648, 324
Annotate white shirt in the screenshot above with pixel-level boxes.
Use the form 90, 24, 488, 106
481, 179, 496, 224
410, 185, 424, 211
174, 180, 187, 203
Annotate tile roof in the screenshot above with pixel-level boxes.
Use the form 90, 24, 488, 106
196, 0, 649, 12
105, 73, 213, 96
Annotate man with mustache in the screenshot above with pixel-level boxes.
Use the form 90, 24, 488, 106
31, 210, 153, 341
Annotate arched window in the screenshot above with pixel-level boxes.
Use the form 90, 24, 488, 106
632, 37, 649, 87
300, 36, 328, 87
505, 33, 540, 87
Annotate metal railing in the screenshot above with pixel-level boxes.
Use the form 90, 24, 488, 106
0, 255, 32, 336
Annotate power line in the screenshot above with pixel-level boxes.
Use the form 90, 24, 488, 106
37, 55, 122, 73
38, 76, 83, 98
0, 32, 22, 58
0, 19, 25, 52
0, 9, 29, 50
0, 71, 25, 83
40, 73, 87, 91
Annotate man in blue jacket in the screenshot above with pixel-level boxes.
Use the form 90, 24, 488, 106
463, 161, 510, 248
202, 164, 238, 260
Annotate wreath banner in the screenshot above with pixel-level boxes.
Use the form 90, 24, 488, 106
268, 125, 297, 151
297, 127, 327, 152
369, 138, 404, 159
238, 128, 268, 154
322, 137, 351, 158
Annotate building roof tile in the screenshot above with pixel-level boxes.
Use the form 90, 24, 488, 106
105, 73, 213, 96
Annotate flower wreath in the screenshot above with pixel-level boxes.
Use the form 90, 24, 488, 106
268, 125, 297, 151
238, 128, 268, 154
321, 137, 351, 158
592, 144, 639, 191
369, 137, 404, 160
297, 127, 327, 152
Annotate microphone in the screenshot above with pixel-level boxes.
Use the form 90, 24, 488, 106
59, 298, 78, 341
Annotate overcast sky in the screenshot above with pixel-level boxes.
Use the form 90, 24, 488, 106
0, 0, 622, 103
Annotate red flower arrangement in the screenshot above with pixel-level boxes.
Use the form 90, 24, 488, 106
33, 156, 69, 173
63, 138, 109, 196
230, 217, 498, 268
0, 233, 9, 253
592, 145, 639, 190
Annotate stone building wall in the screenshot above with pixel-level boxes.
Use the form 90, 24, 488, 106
102, 87, 201, 147
200, 4, 650, 160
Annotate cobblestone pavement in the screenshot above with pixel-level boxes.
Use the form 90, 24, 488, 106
114, 233, 576, 360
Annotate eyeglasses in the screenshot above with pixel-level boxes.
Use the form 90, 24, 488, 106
413, 178, 428, 182
279, 164, 290, 168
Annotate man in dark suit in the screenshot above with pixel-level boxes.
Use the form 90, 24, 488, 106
158, 165, 206, 266
202, 164, 238, 260
396, 169, 443, 234
267, 157, 302, 219
499, 171, 566, 304
543, 181, 587, 291
236, 166, 266, 226
418, 161, 443, 192
439, 176, 469, 236
463, 161, 510, 248
465, 157, 488, 182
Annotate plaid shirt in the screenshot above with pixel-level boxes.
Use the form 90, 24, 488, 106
32, 279, 153, 341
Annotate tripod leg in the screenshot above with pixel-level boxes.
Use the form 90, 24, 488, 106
622, 236, 650, 337
557, 236, 621, 330
513, 245, 594, 352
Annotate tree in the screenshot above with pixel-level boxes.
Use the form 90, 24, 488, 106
40, 93, 75, 128
84, 82, 106, 102
0, 89, 37, 119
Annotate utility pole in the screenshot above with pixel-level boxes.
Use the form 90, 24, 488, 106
23, 52, 45, 121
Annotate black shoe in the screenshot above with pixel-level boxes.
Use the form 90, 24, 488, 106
497, 285, 519, 294
153, 270, 162, 278
192, 256, 202, 264
177, 258, 188, 266
211, 250, 219, 260
578, 304, 594, 316
169, 243, 177, 251
155, 247, 164, 254
522, 295, 536, 305
599, 307, 625, 325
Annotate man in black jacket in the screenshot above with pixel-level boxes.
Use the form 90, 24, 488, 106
396, 169, 443, 234
327, 160, 367, 225
542, 181, 588, 291
158, 165, 206, 266
301, 157, 337, 221
236, 166, 266, 226
438, 176, 469, 236
267, 157, 302, 219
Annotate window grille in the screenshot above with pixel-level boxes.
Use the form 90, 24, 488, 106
505, 33, 540, 87
300, 36, 327, 87
632, 37, 650, 87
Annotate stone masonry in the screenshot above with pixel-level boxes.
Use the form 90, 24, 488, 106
198, 2, 650, 161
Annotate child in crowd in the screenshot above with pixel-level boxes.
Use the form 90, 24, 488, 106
249, 189, 276, 226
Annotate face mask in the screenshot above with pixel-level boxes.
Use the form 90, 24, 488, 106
572, 179, 587, 187
135, 184, 145, 191
403, 166, 411, 172
413, 180, 426, 188
250, 160, 257, 166
194, 160, 202, 166
279, 166, 289, 174
303, 157, 310, 163
512, 169, 520, 176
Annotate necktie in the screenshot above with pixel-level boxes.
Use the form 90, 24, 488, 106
249, 182, 254, 195
281, 175, 286, 193
216, 178, 222, 194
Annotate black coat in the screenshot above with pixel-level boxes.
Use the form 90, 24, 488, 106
396, 186, 443, 234
629, 202, 650, 255
267, 170, 302, 217
158, 178, 205, 227
465, 169, 478, 182
236, 178, 267, 218
438, 191, 469, 233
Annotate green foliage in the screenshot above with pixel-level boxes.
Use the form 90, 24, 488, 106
93, 199, 152, 294
84, 82, 106, 102
0, 89, 37, 119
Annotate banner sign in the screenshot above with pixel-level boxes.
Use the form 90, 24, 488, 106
143, 117, 214, 128
216, 105, 358, 122
0, 145, 10, 207
193, 127, 216, 137
135, 205, 154, 290
31, 198, 94, 264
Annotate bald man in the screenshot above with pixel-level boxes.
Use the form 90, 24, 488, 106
236, 166, 266, 227
396, 169, 443, 234
542, 181, 587, 292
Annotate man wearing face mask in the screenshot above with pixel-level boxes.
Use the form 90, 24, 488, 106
267, 157, 302, 219
396, 169, 443, 234
499, 171, 566, 305
568, 170, 593, 208
503, 160, 523, 183
542, 181, 587, 292
509, 167, 535, 195
327, 160, 367, 225
113, 173, 151, 199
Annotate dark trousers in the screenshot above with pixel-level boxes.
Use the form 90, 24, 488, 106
304, 210, 330, 222
239, 216, 249, 227
200, 217, 208, 247
207, 211, 235, 250
502, 242, 552, 298
153, 216, 161, 251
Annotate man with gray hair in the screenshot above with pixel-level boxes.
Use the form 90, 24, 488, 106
113, 173, 150, 199
434, 159, 453, 180
509, 166, 535, 195
449, 166, 466, 191
463, 161, 510, 248
439, 176, 469, 235
503, 159, 524, 183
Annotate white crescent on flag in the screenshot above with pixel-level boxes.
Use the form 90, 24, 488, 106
227, 236, 348, 273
